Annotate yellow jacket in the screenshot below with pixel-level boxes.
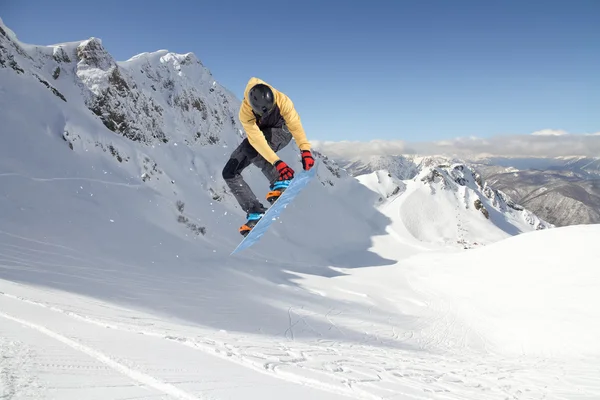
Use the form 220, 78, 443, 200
239, 77, 311, 164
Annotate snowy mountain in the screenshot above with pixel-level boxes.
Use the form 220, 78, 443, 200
475, 156, 600, 177
473, 157, 600, 226
336, 154, 421, 180
2, 19, 599, 400
357, 162, 551, 249
477, 168, 600, 227
355, 169, 407, 201
318, 142, 599, 228
329, 153, 458, 180
0, 16, 367, 266
559, 156, 600, 177
321, 152, 551, 247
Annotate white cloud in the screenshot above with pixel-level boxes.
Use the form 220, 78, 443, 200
312, 139, 409, 159
531, 129, 569, 136
313, 130, 600, 160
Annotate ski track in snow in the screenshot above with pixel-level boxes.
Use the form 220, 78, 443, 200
0, 227, 598, 399
0, 172, 144, 189
0, 310, 201, 400
0, 334, 41, 400
1, 286, 597, 400
0, 207, 598, 399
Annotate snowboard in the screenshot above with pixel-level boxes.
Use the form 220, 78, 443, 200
230, 162, 318, 255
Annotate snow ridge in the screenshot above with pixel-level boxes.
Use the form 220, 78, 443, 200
355, 160, 551, 248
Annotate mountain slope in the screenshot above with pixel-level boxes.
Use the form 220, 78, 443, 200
474, 159, 600, 226
2, 218, 599, 399
0, 16, 392, 268
405, 224, 600, 359
475, 156, 600, 177
332, 152, 552, 248
363, 163, 552, 249
338, 155, 421, 180
318, 143, 599, 228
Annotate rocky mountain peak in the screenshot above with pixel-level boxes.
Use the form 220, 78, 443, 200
76, 38, 114, 71
418, 162, 552, 232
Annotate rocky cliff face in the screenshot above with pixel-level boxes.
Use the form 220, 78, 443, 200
1, 30, 241, 147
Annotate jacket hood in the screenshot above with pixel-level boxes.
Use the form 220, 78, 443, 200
243, 77, 275, 102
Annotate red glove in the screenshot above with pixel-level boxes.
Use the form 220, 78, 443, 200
274, 160, 294, 180
301, 150, 315, 170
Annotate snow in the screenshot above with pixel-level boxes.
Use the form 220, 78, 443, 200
355, 164, 550, 248
3, 223, 600, 399
0, 17, 19, 44
355, 170, 406, 201
0, 283, 350, 400
1, 19, 600, 399
406, 225, 600, 359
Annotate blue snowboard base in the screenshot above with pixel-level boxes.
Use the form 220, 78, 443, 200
230, 162, 318, 255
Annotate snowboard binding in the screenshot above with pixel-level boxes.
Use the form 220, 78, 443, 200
266, 179, 291, 204
239, 211, 265, 237
266, 190, 282, 204
231, 162, 318, 255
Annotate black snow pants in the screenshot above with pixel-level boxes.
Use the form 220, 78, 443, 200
222, 126, 292, 215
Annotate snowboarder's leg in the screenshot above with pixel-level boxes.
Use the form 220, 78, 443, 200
252, 154, 278, 186
252, 126, 293, 204
223, 127, 292, 236
222, 139, 267, 216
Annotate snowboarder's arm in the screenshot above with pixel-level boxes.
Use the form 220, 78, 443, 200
276, 92, 311, 152
239, 104, 280, 164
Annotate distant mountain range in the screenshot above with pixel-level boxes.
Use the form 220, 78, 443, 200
323, 151, 600, 227
471, 157, 600, 226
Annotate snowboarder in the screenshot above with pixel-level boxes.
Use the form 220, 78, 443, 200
222, 77, 315, 236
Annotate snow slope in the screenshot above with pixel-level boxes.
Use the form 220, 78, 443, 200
355, 170, 407, 202
318, 145, 600, 229
406, 224, 600, 359
1, 18, 599, 399
0, 16, 389, 268
323, 150, 552, 247
2, 223, 599, 399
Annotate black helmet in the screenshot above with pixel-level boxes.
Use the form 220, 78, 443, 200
248, 84, 275, 116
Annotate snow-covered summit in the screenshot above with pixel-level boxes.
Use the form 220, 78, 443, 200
356, 169, 406, 202
356, 161, 551, 248
342, 154, 419, 180
333, 146, 553, 247
1, 17, 239, 146
419, 162, 550, 229
0, 17, 19, 43
331, 152, 478, 181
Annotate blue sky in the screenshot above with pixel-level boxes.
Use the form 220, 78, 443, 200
2, 0, 599, 143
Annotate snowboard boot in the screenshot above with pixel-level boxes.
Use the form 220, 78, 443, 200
266, 179, 291, 205
239, 204, 267, 237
